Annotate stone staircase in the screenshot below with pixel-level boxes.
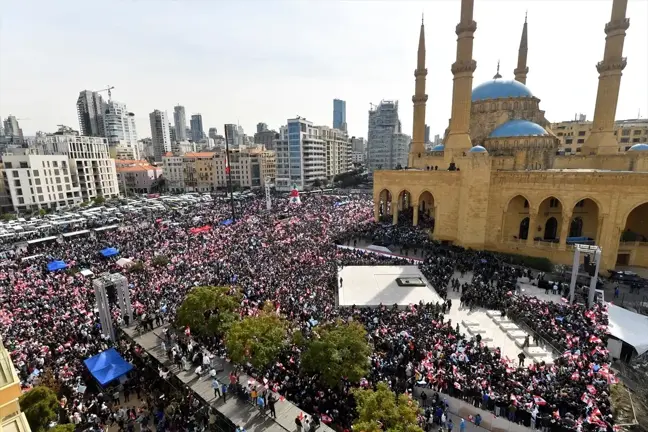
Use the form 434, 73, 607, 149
485, 310, 554, 363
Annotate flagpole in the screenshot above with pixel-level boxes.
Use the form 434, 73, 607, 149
223, 124, 236, 221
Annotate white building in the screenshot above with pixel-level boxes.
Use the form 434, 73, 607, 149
2, 149, 82, 212
173, 105, 188, 141
149, 110, 172, 162
103, 101, 138, 157
41, 135, 120, 201
161, 153, 185, 192
274, 117, 326, 191
76, 90, 106, 137
350, 137, 366, 164
213, 147, 276, 189
318, 126, 351, 179
367, 100, 410, 172
171, 140, 196, 155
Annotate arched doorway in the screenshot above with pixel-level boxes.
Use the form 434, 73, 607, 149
396, 190, 413, 225
571, 198, 600, 242
538, 196, 563, 242
619, 202, 648, 267
503, 195, 530, 241
544, 217, 558, 240
418, 191, 435, 231
569, 217, 583, 237
377, 189, 391, 221
518, 217, 530, 240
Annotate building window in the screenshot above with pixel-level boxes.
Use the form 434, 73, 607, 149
633, 138, 641, 143
620, 138, 629, 143
577, 139, 584, 144
12, 170, 19, 178
633, 130, 641, 135
566, 139, 573, 144
549, 198, 559, 208
576, 200, 585, 208
578, 131, 586, 136
622, 129, 630, 136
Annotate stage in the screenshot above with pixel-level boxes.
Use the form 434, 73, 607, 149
337, 265, 443, 307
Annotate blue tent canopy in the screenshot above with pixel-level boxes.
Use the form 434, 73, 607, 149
100, 247, 120, 257
220, 218, 234, 226
84, 348, 133, 386
47, 260, 67, 272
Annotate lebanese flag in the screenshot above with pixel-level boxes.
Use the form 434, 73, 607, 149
589, 335, 602, 344
571, 371, 580, 381
225, 153, 230, 174
320, 414, 333, 424
533, 396, 547, 406
184, 326, 191, 337
586, 384, 597, 395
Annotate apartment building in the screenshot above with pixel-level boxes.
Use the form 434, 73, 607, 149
1, 338, 30, 431
367, 100, 410, 172
274, 118, 326, 191
149, 110, 172, 162
318, 126, 351, 178
551, 117, 648, 153
213, 147, 276, 188
2, 149, 82, 212
162, 153, 185, 192
115, 160, 162, 195
103, 101, 139, 159
183, 152, 217, 192
41, 135, 120, 201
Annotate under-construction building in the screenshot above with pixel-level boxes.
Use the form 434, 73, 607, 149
367, 100, 410, 173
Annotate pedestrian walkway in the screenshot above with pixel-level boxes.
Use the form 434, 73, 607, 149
123, 325, 334, 432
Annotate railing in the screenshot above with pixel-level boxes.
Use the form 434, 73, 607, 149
506, 238, 562, 250
505, 309, 563, 356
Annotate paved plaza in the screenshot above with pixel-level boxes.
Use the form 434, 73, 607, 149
123, 325, 334, 432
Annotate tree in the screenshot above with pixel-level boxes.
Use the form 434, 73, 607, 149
225, 306, 288, 369
352, 382, 423, 432
312, 178, 322, 188
93, 194, 106, 205
50, 425, 76, 432
176, 286, 241, 337
152, 254, 169, 267
38, 208, 47, 217
37, 368, 61, 395
128, 261, 145, 273
1, 213, 16, 221
19, 386, 59, 432
301, 320, 371, 388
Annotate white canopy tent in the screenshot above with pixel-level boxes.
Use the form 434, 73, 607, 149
607, 303, 648, 356
116, 258, 134, 268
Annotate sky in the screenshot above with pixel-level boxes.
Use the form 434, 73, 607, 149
1, 0, 647, 140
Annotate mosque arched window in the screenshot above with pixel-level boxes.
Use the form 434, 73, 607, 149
503, 102, 508, 110
514, 102, 519, 110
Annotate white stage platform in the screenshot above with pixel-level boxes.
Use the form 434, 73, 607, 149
337, 266, 443, 307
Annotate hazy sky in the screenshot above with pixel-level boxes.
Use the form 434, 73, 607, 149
1, 0, 647, 140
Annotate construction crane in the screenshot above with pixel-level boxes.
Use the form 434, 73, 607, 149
96, 85, 115, 101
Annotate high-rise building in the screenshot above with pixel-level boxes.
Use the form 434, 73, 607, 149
274, 117, 326, 191
77, 90, 106, 137
149, 110, 172, 162
257, 122, 268, 133
208, 127, 218, 139
333, 99, 347, 132
224, 124, 240, 148
169, 124, 177, 143
367, 101, 410, 172
190, 114, 204, 142
2, 115, 23, 144
318, 126, 352, 178
254, 129, 280, 150
425, 125, 431, 144
351, 136, 367, 164
551, 118, 648, 154
173, 105, 188, 141
103, 101, 138, 158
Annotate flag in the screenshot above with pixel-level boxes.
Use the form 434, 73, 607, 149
184, 326, 191, 337
225, 153, 230, 174
586, 384, 597, 395
533, 396, 546, 406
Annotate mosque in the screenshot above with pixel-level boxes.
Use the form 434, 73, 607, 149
373, 0, 648, 271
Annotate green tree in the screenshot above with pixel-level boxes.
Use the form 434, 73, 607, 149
49, 425, 76, 432
225, 307, 288, 369
152, 254, 169, 267
19, 386, 59, 432
128, 261, 145, 273
176, 286, 241, 337
93, 194, 106, 205
1, 213, 16, 221
38, 208, 47, 217
352, 382, 423, 432
301, 320, 371, 388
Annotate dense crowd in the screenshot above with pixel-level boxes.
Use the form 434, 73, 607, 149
0, 193, 616, 431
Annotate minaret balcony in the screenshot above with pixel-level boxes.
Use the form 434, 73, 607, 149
455, 21, 477, 35
414, 68, 428, 77
596, 58, 627, 73
412, 95, 429, 103
514, 66, 529, 75
605, 18, 630, 33
451, 60, 477, 74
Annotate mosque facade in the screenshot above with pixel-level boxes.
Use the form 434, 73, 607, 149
373, 0, 648, 271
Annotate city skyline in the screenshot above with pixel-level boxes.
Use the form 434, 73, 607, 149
1, 0, 647, 140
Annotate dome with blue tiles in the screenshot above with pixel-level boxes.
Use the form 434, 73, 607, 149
489, 119, 548, 138
468, 145, 488, 153
431, 144, 445, 152
628, 143, 648, 152
472, 79, 534, 102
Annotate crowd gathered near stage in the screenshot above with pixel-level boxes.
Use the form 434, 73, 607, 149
0, 193, 617, 431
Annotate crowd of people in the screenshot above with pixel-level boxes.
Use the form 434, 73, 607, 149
0, 192, 617, 431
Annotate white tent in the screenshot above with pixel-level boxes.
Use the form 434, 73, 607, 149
80, 269, 94, 277
607, 303, 648, 355
116, 258, 134, 268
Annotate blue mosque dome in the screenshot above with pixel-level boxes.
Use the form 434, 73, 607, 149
472, 79, 534, 102
489, 119, 548, 138
468, 145, 488, 153
628, 143, 648, 152
431, 144, 445, 152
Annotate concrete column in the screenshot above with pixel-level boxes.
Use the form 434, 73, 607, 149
413, 203, 420, 226
374, 201, 380, 222
392, 201, 399, 225
527, 210, 538, 246
559, 210, 573, 250
381, 199, 388, 217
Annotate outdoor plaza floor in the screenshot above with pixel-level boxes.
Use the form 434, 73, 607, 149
123, 325, 334, 432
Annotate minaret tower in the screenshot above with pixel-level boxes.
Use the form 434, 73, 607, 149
409, 16, 428, 166
514, 13, 529, 84
582, 0, 629, 155
444, 0, 477, 157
